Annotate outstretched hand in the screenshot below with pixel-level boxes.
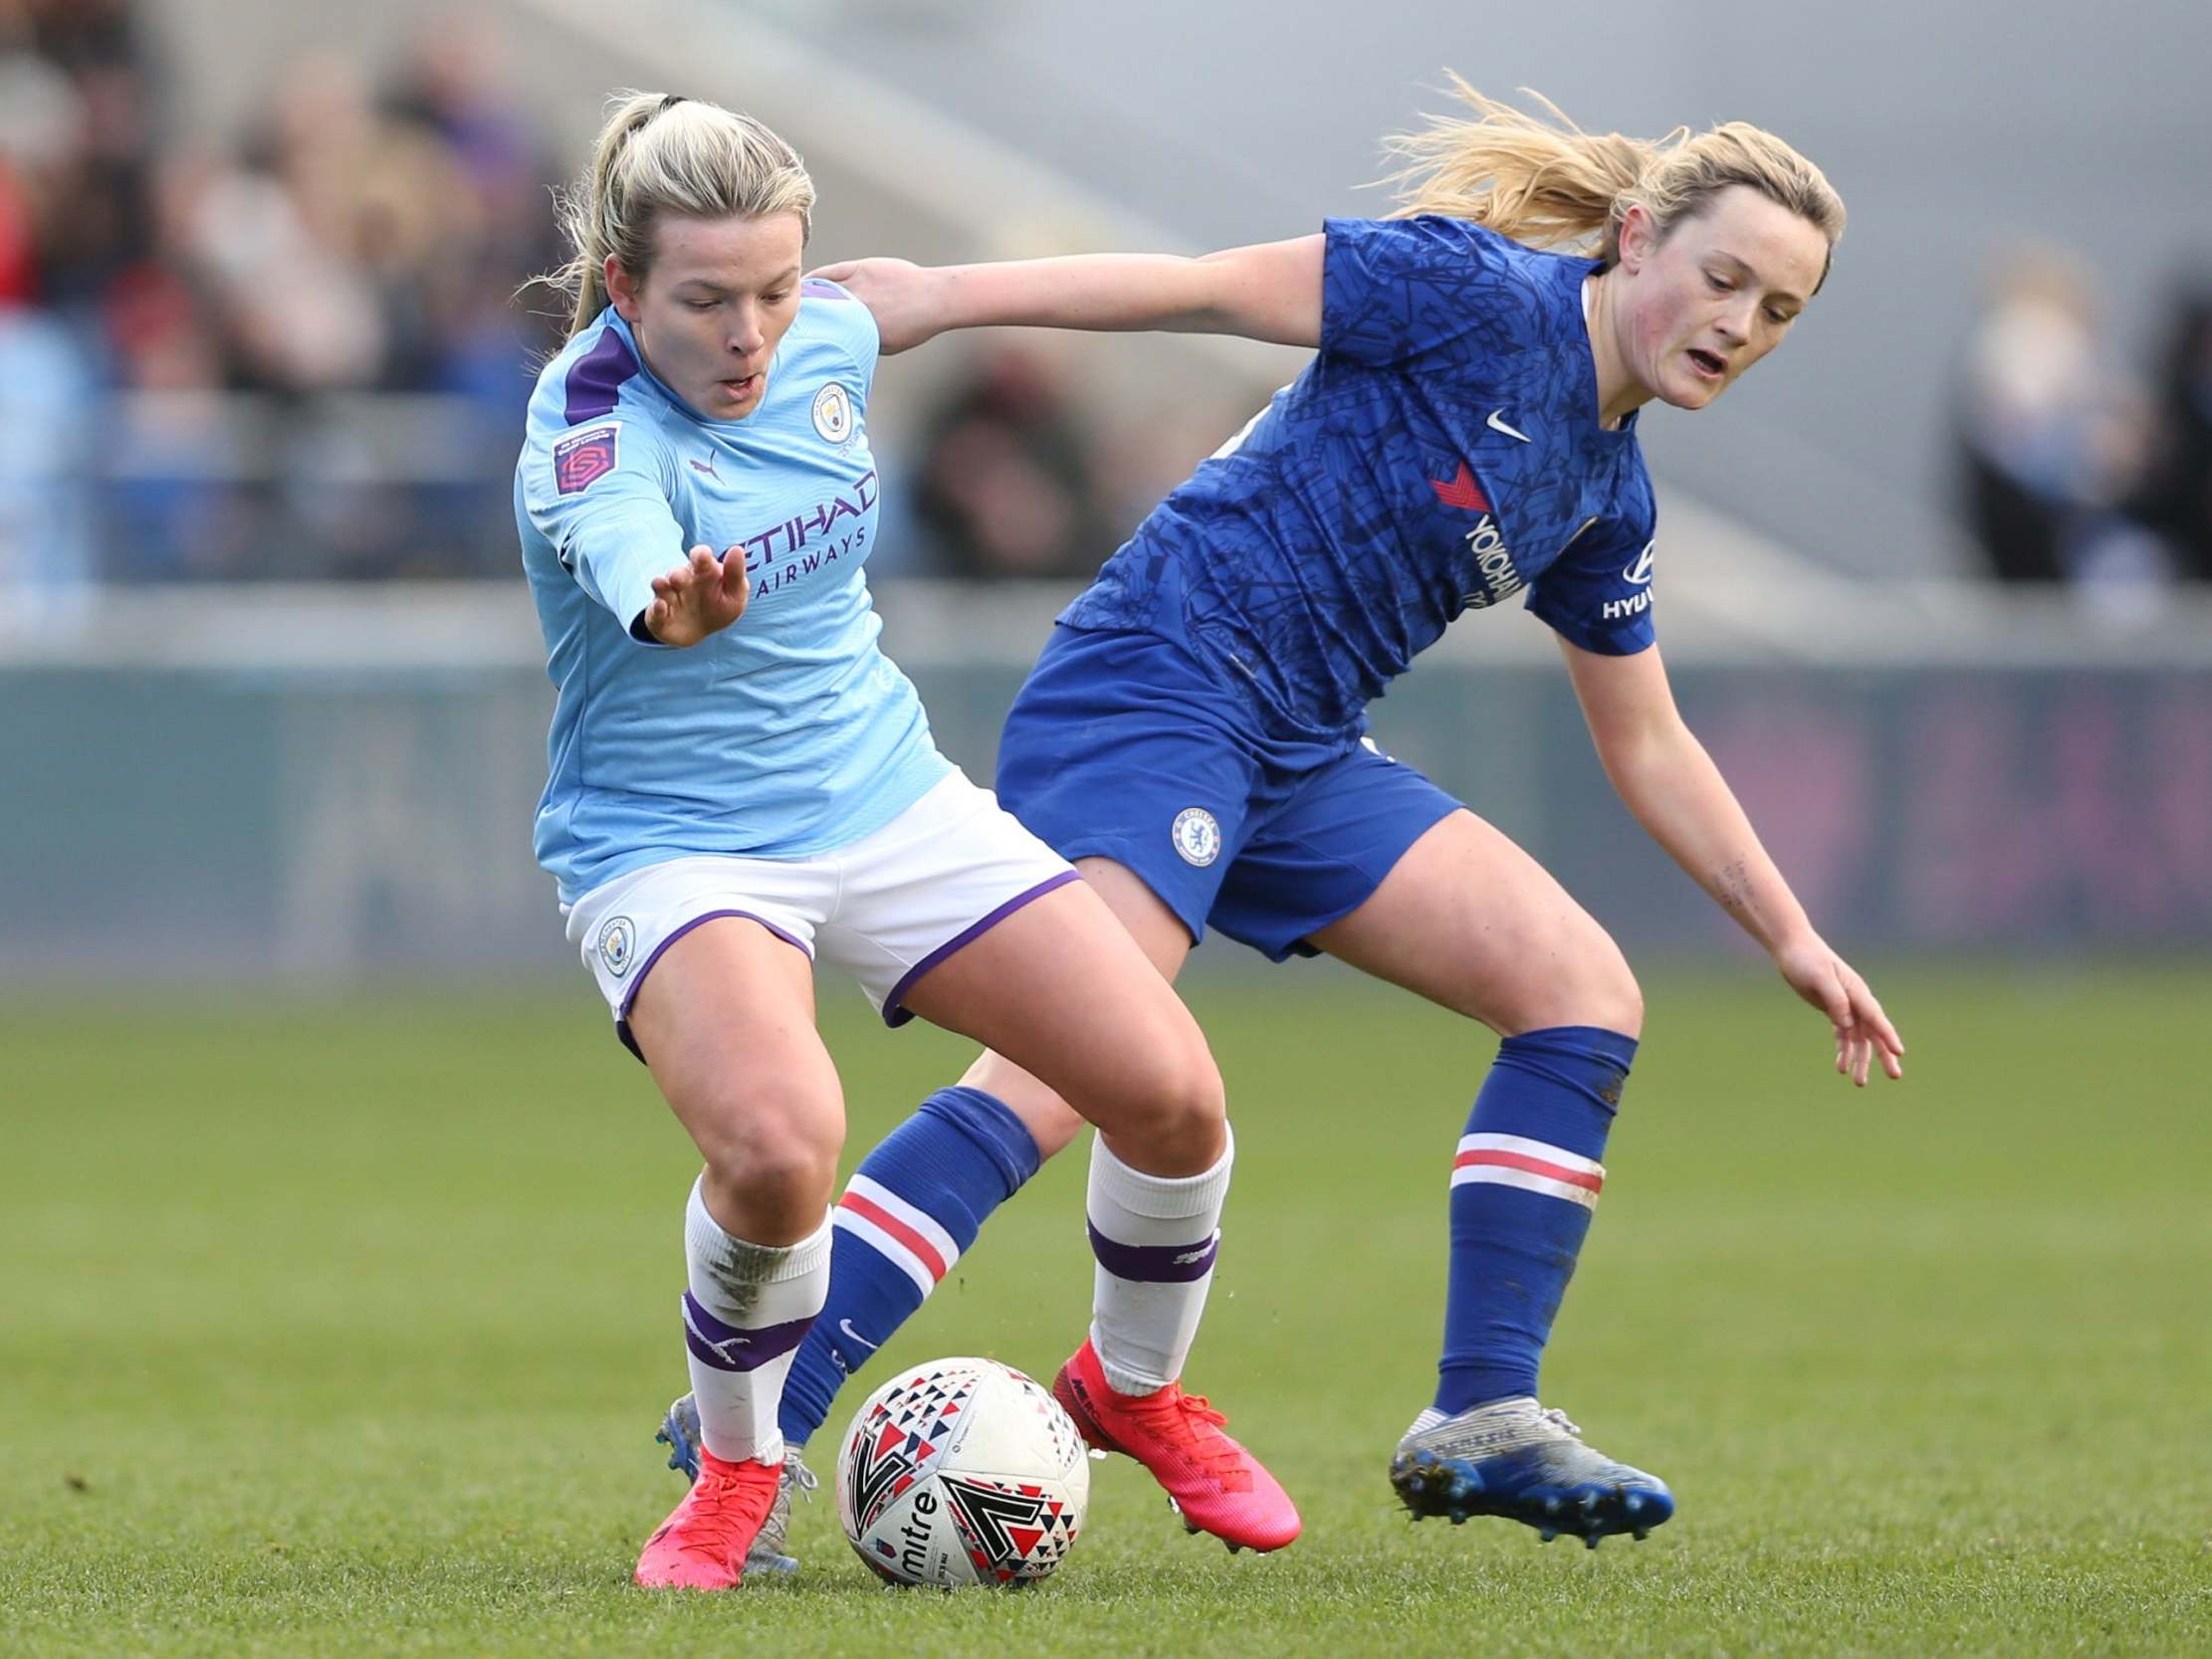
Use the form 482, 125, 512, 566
642, 543, 749, 647
806, 258, 944, 354
1773, 934, 1905, 1087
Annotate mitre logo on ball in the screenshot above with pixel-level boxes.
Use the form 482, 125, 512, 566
836, 1355, 1090, 1588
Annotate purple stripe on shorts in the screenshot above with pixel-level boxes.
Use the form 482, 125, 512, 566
563, 324, 640, 425
1087, 1223, 1219, 1284
613, 910, 813, 1064
681, 1291, 816, 1372
881, 869, 1082, 1029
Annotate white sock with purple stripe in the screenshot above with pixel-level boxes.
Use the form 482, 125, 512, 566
681, 1178, 832, 1466
1085, 1128, 1233, 1395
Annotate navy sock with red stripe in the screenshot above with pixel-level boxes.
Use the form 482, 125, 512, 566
775, 1086, 1039, 1447
1435, 1026, 1636, 1414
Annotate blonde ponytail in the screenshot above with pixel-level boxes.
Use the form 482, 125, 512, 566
1380, 75, 1845, 287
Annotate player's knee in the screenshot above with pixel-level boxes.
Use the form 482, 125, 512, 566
1098, 1032, 1226, 1170
1493, 928, 1643, 1041
1588, 958, 1645, 1041
690, 1090, 841, 1214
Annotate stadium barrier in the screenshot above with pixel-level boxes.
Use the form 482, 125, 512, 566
5, 577, 2207, 979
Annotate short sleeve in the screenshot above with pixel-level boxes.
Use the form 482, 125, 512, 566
800, 277, 881, 394
521, 412, 686, 640
1524, 520, 1659, 656
1321, 216, 1501, 367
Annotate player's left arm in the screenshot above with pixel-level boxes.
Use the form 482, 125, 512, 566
807, 239, 1324, 354
1557, 636, 1905, 1086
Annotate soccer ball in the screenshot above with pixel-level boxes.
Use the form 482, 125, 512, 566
836, 1355, 1090, 1587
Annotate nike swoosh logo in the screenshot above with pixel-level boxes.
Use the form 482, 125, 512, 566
1487, 410, 1532, 443
838, 1318, 879, 1353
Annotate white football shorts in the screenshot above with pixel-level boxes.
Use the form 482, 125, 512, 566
562, 768, 1078, 1059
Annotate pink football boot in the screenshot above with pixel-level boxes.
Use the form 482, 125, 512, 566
633, 1446, 784, 1589
1052, 1338, 1301, 1553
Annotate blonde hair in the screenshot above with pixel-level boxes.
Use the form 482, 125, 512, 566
541, 92, 815, 339
1380, 76, 1846, 291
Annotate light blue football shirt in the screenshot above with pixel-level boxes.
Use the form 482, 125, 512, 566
516, 284, 948, 902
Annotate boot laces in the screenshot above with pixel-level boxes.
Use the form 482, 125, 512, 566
678, 1461, 778, 1558
1130, 1387, 1248, 1485
784, 1449, 819, 1502
1535, 1405, 1584, 1440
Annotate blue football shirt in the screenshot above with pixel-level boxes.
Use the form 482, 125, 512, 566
1061, 216, 1659, 735
516, 284, 948, 902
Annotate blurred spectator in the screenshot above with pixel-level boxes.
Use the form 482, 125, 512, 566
0, 0, 577, 581
0, 43, 96, 622
2131, 284, 2212, 582
912, 342, 1116, 577
0, 299, 98, 627
1956, 249, 2160, 594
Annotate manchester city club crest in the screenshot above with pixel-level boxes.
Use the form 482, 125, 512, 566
595, 915, 637, 978
1171, 807, 1221, 868
812, 381, 854, 444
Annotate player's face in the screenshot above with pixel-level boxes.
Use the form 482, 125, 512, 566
609, 211, 805, 420
1619, 186, 1830, 411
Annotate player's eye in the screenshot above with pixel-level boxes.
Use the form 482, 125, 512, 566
685, 298, 720, 311
1765, 307, 1793, 325
1704, 273, 1733, 294
765, 289, 793, 306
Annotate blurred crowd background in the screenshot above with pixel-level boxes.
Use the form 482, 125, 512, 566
3, 0, 2209, 978
0, 0, 1212, 605
4, 0, 2209, 614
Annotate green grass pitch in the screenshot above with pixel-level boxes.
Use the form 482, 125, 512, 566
4, 963, 2208, 1657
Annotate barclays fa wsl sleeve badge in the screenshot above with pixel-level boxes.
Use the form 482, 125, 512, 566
553, 423, 620, 496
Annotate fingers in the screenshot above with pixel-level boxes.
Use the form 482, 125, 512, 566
1817, 969, 1854, 1032
1845, 974, 1903, 1085
1818, 959, 1905, 1088
653, 544, 714, 596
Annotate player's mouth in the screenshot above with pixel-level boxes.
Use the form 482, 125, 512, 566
717, 370, 764, 401
1685, 347, 1727, 382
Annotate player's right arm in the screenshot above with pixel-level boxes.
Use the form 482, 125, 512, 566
523, 414, 747, 647
809, 238, 1325, 354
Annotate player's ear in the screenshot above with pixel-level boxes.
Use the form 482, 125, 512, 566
1615, 203, 1659, 275
605, 253, 645, 322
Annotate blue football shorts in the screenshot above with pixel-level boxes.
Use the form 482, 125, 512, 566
995, 624, 1462, 960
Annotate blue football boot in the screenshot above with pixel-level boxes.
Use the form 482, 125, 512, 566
656, 1392, 814, 1575
1389, 1398, 1673, 1548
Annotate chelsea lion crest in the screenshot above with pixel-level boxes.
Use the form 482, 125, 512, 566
1171, 807, 1221, 868
595, 915, 637, 978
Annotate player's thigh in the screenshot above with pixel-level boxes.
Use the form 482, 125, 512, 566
627, 915, 846, 1183
1307, 810, 1643, 1037
899, 874, 1221, 1169
955, 854, 1195, 1160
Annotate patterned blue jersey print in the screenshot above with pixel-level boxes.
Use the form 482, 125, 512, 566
1061, 216, 1659, 736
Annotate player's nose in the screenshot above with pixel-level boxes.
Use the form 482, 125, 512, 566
727, 307, 767, 357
